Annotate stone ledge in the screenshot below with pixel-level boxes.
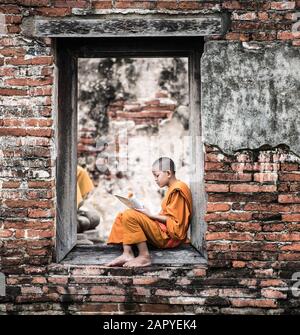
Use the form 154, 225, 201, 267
21, 14, 227, 37
62, 243, 206, 264
46, 244, 207, 277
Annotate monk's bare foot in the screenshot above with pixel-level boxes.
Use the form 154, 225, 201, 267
123, 255, 151, 268
106, 254, 134, 267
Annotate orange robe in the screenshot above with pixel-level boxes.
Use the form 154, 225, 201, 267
107, 180, 193, 248
77, 166, 94, 208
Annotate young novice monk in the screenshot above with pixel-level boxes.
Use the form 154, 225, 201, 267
106, 156, 193, 267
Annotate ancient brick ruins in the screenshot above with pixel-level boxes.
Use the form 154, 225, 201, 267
1, 0, 300, 315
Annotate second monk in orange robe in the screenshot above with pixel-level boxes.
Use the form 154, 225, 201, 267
77, 165, 94, 208
107, 156, 193, 267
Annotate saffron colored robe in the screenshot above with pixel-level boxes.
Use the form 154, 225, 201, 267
77, 166, 94, 208
107, 180, 193, 248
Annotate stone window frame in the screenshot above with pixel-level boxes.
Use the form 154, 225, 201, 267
54, 36, 206, 263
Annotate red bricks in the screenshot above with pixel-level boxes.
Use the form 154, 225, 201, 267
230, 298, 277, 308
232, 12, 257, 20
205, 162, 231, 171
260, 279, 287, 287
90, 286, 126, 295
206, 232, 253, 241
255, 232, 300, 242
47, 277, 68, 285
17, 0, 50, 6
5, 78, 53, 87
254, 173, 278, 183
115, 0, 156, 9
0, 0, 299, 316
279, 194, 300, 203
27, 209, 54, 218
222, 1, 260, 10
52, 0, 88, 8
293, 39, 300, 46
230, 184, 277, 193
2, 181, 21, 188
205, 212, 253, 222
205, 172, 252, 181
232, 261, 246, 268
280, 243, 300, 251
281, 163, 299, 171
278, 31, 300, 40
271, 1, 296, 10
1, 118, 52, 127
244, 203, 294, 212
278, 253, 300, 260
0, 88, 28, 96
5, 199, 53, 209
205, 184, 229, 192
206, 203, 231, 212
92, 1, 112, 9
282, 214, 300, 222
0, 47, 24, 57
235, 222, 262, 232
205, 146, 300, 293
104, 95, 175, 128
279, 173, 300, 181
0, 229, 14, 238
34, 7, 72, 16
156, 1, 178, 10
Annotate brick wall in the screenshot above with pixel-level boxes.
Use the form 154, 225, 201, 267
1, 1, 300, 314
205, 144, 300, 271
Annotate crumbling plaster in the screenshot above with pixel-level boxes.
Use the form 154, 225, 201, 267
201, 41, 300, 156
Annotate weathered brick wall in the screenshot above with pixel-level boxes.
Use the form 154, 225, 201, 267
205, 144, 300, 269
1, 0, 300, 314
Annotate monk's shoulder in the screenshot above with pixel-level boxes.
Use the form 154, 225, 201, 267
171, 180, 192, 196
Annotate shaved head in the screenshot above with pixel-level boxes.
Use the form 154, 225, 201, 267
152, 157, 176, 174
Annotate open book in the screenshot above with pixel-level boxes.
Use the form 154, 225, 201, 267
114, 194, 144, 209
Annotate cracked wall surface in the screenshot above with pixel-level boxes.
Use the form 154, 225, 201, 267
201, 41, 300, 156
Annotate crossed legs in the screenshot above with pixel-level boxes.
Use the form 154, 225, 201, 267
106, 208, 167, 267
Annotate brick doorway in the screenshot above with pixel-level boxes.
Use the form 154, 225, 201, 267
55, 37, 206, 264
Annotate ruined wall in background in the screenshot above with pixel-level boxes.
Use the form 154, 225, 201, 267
0, 0, 300, 314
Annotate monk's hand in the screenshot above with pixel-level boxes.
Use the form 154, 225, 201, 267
134, 207, 154, 219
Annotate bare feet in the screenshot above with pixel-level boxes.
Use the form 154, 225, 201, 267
106, 253, 135, 267
123, 255, 151, 268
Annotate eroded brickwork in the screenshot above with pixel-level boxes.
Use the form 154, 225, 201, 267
205, 144, 300, 269
0, 1, 300, 314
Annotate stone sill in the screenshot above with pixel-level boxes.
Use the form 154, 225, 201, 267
48, 244, 207, 278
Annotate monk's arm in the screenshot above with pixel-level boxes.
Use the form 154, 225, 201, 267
135, 208, 168, 224
164, 191, 191, 240
134, 208, 167, 224
149, 214, 167, 224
